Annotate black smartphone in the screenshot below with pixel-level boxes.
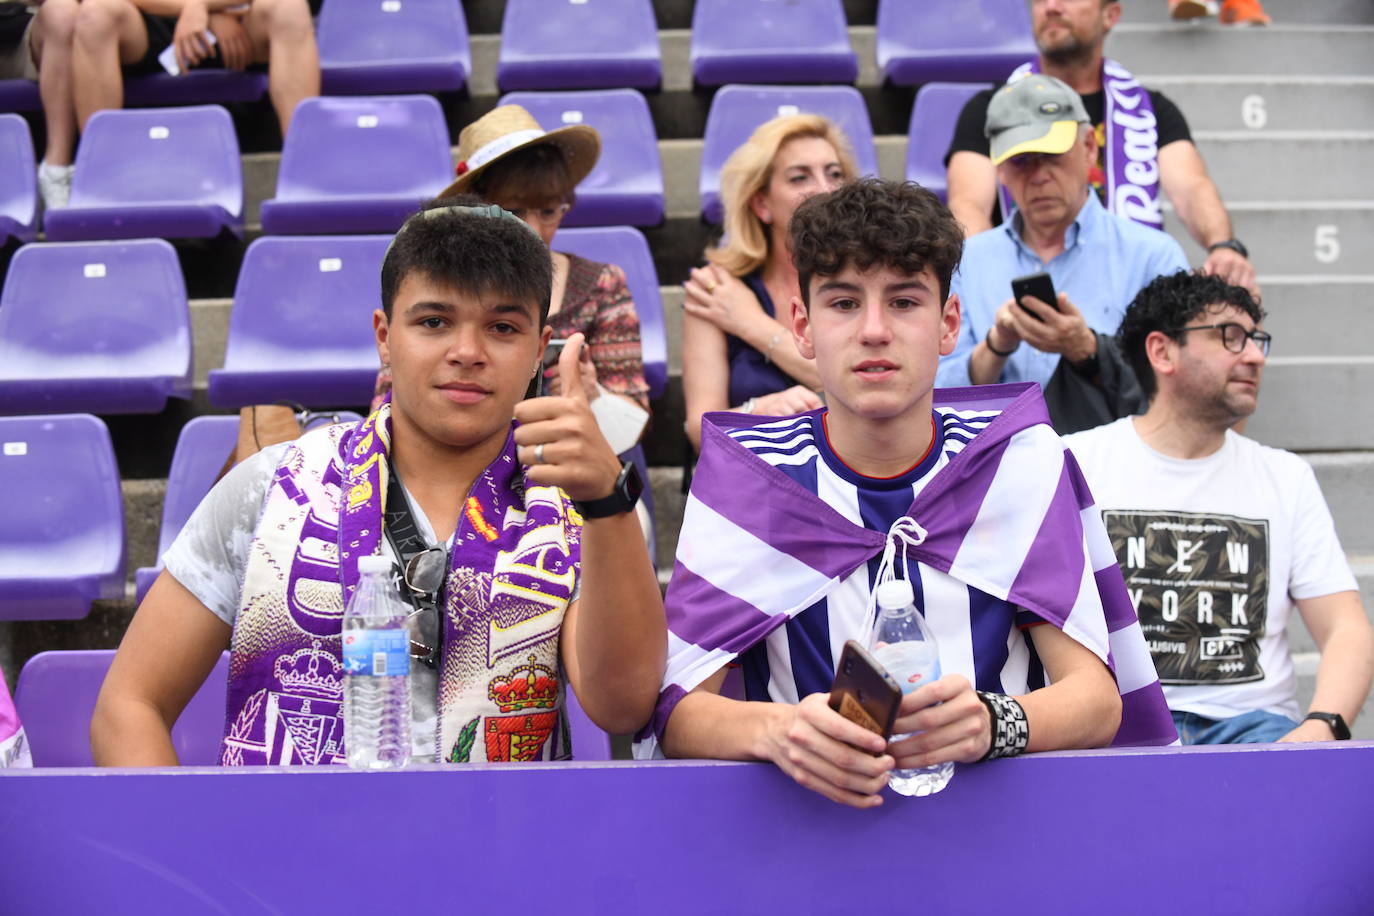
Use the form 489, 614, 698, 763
1011, 271, 1058, 321
535, 338, 568, 397
828, 640, 902, 742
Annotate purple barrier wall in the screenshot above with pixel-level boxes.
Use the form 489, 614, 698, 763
2, 744, 1371, 915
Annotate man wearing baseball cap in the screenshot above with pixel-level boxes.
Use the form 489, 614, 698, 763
936, 75, 1188, 434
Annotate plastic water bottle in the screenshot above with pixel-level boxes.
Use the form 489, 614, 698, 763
342, 555, 412, 770
870, 578, 955, 797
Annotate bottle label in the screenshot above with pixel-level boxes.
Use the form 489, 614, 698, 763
873, 642, 940, 695
342, 628, 410, 677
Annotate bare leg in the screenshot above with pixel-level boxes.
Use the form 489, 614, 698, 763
243, 0, 319, 139
71, 0, 150, 131
30, 0, 80, 166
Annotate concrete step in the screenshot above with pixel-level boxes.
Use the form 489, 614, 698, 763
1256, 276, 1374, 358
1164, 201, 1374, 275
1248, 358, 1374, 452
1189, 131, 1374, 200
1105, 25, 1374, 77
1139, 76, 1374, 132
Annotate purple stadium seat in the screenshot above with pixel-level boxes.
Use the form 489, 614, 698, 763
905, 82, 991, 203
319, 0, 471, 94
563, 685, 611, 760
133, 415, 237, 604
499, 89, 663, 227
123, 70, 267, 107
0, 78, 39, 113
209, 235, 390, 408
43, 105, 243, 242
699, 84, 878, 224
0, 239, 191, 415
496, 0, 660, 92
14, 650, 229, 766
0, 415, 125, 620
552, 225, 666, 399
133, 411, 363, 603
0, 113, 37, 244
876, 0, 1035, 85
690, 0, 857, 87
259, 95, 451, 235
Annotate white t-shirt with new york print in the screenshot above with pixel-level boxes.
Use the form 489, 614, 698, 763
1066, 417, 1356, 721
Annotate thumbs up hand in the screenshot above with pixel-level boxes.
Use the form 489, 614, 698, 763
513, 333, 622, 503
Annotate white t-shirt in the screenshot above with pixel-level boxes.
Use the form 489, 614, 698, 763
1065, 418, 1357, 720
163, 444, 441, 761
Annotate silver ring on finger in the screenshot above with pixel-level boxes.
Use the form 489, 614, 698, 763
534, 443, 545, 465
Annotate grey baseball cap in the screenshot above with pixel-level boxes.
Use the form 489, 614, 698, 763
985, 75, 1090, 166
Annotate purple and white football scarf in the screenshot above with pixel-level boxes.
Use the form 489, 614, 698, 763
1000, 59, 1164, 230
634, 383, 1176, 757
0, 664, 31, 768
221, 396, 582, 766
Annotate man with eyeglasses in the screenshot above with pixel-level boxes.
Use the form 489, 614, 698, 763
1066, 270, 1374, 745
937, 75, 1188, 435
92, 197, 667, 766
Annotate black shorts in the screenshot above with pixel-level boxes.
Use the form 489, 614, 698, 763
126, 11, 227, 77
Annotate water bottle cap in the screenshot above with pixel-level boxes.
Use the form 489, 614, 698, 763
357, 555, 392, 576
876, 579, 915, 610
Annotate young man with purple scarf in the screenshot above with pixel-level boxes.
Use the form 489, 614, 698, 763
945, 0, 1256, 297
92, 198, 667, 766
638, 178, 1176, 808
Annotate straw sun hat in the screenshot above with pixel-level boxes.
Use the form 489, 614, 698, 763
440, 104, 602, 198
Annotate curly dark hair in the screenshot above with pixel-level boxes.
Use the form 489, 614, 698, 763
789, 178, 964, 306
1117, 269, 1265, 399
381, 194, 552, 323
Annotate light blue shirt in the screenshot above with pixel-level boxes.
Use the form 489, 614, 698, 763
937, 193, 1188, 389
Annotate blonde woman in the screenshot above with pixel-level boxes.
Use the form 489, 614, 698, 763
682, 114, 859, 451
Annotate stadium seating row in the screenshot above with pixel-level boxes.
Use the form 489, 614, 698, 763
0, 83, 986, 247
0, 0, 1031, 113
0, 228, 667, 416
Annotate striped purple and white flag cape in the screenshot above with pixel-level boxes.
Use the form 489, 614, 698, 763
634, 382, 1176, 757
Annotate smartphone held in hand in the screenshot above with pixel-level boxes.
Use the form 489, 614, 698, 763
828, 640, 902, 742
1011, 271, 1058, 321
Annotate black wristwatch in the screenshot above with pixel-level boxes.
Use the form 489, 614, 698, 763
1207, 238, 1249, 259
1302, 711, 1351, 740
573, 459, 644, 519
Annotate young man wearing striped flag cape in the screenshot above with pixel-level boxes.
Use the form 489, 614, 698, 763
637, 178, 1175, 807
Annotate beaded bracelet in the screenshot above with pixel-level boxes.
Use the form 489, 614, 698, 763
976, 691, 1029, 760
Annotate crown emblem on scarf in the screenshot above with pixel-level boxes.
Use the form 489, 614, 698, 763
275, 641, 343, 699
487, 655, 559, 712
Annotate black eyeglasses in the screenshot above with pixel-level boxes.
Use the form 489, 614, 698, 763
1176, 322, 1272, 356
396, 547, 447, 668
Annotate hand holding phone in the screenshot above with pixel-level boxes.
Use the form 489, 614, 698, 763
1011, 271, 1058, 322
828, 640, 902, 743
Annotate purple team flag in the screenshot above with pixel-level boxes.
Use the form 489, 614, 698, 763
634, 382, 1176, 757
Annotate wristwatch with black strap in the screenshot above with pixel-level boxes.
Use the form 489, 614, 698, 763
573, 458, 644, 519
1207, 238, 1249, 259
1302, 711, 1351, 740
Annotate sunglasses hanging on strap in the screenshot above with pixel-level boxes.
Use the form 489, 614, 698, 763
383, 465, 447, 670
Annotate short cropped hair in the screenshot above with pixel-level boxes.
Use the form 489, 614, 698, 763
789, 178, 964, 306
1117, 269, 1266, 399
380, 195, 553, 323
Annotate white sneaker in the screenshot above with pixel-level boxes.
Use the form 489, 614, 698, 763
37, 162, 74, 210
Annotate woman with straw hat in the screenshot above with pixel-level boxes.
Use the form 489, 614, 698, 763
374, 105, 650, 441
680, 114, 859, 452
